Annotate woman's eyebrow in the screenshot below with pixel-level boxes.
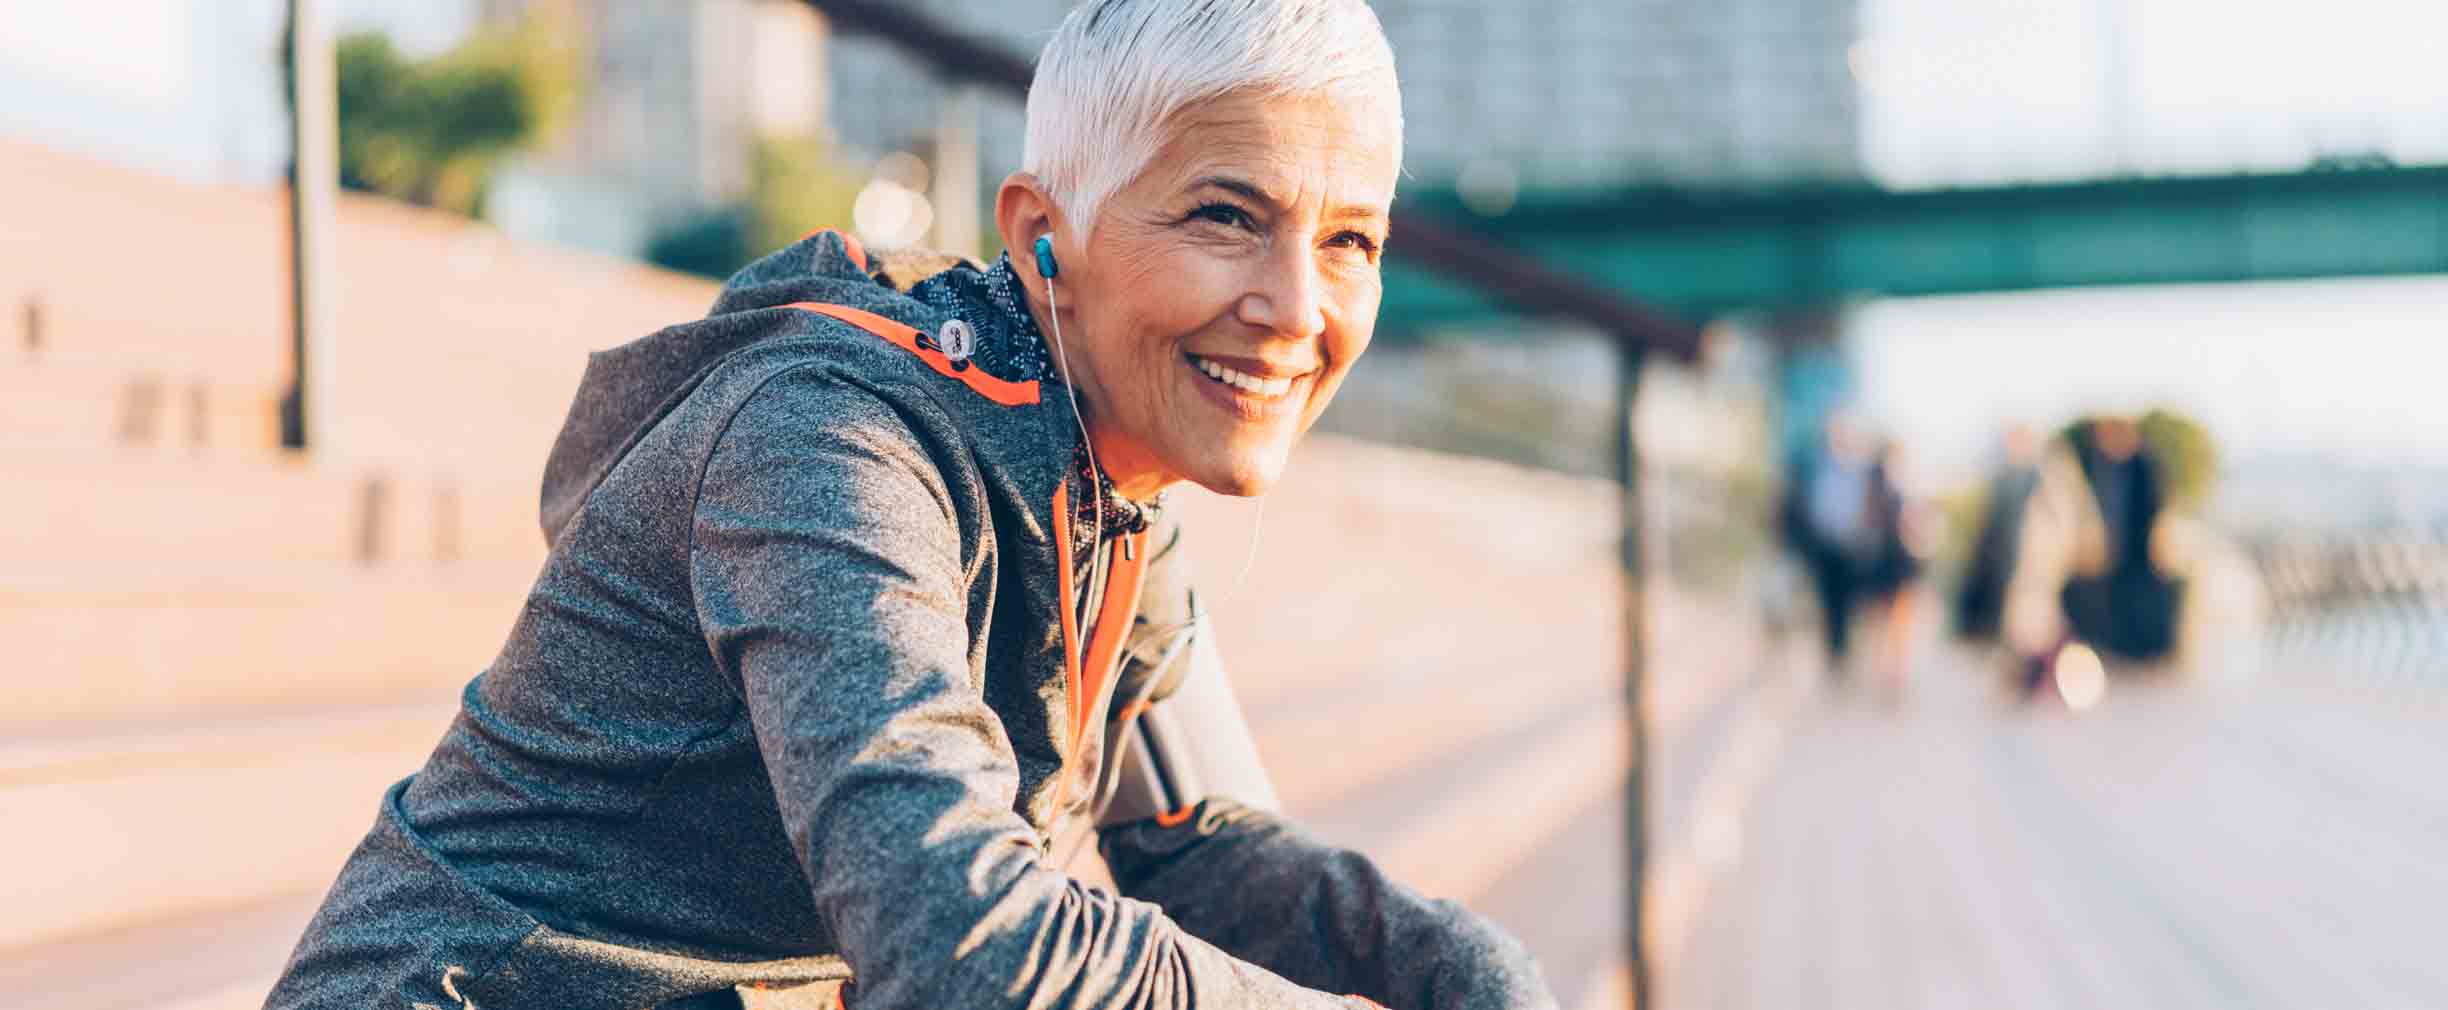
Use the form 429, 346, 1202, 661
1192, 175, 1387, 225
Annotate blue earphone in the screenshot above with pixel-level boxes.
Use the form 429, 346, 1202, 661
1033, 229, 1104, 549
1033, 234, 1060, 279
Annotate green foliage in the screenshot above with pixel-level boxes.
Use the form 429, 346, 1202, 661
1934, 481, 1993, 573
2136, 407, 2220, 510
2055, 407, 2221, 511
648, 135, 866, 279
744, 137, 865, 262
643, 206, 754, 281
331, 17, 579, 215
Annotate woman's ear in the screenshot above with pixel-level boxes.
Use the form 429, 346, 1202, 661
994, 172, 1063, 280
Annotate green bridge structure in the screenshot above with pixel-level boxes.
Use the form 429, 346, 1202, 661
1381, 162, 2448, 329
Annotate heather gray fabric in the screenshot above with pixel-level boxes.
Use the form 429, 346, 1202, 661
262, 233, 1555, 1010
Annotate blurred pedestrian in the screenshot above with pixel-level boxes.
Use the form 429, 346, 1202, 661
1784, 412, 1881, 678
1859, 439, 1932, 697
1954, 424, 2042, 641
263, 4, 1553, 1010
1999, 414, 2187, 697
2059, 415, 2184, 660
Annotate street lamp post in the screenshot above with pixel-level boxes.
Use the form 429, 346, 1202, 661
284, 0, 338, 452
1618, 346, 1652, 1010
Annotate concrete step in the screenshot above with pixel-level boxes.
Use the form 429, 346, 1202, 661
5, 450, 362, 564
0, 363, 284, 453
0, 891, 313, 1010
0, 899, 312, 1010
0, 285, 288, 390
0, 702, 454, 950
0, 139, 708, 490
0, 449, 545, 568
0, 561, 532, 729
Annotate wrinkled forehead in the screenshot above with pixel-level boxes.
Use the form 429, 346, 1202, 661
1144, 89, 1402, 211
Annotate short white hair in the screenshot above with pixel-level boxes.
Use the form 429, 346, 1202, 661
1023, 0, 1403, 232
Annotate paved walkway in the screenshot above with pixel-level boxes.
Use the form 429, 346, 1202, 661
1670, 654, 2448, 1010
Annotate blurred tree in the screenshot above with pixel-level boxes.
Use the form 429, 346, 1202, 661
1935, 481, 1993, 573
2057, 407, 2221, 511
643, 206, 754, 281
2136, 407, 2219, 510
742, 137, 865, 261
323, 16, 580, 216
648, 136, 865, 280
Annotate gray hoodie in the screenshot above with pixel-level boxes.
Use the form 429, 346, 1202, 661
262, 232, 1554, 1010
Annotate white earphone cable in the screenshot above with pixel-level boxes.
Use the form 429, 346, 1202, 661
1232, 496, 1266, 595
1043, 274, 1105, 558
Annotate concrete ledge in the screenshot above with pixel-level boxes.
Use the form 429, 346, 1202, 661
0, 564, 528, 729
0, 703, 453, 949
0, 367, 283, 453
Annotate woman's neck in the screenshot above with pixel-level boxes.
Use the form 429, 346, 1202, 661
1087, 425, 1179, 503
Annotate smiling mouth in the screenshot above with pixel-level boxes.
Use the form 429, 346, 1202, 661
1186, 354, 1302, 400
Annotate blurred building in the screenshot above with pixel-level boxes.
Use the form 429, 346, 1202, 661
826, 0, 1865, 197
1379, 0, 1862, 188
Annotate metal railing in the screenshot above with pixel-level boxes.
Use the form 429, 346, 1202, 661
2241, 523, 2448, 692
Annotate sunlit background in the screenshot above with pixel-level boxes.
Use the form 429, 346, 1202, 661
4, 2, 2443, 1009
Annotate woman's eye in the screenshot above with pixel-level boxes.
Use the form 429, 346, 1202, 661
1327, 231, 1382, 256
1191, 203, 1254, 230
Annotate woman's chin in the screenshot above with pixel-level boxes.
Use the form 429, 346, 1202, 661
1192, 472, 1270, 498
1177, 443, 1292, 498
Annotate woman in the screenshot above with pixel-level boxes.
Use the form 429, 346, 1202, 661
265, 3, 1553, 1009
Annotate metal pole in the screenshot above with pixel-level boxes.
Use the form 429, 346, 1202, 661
1618, 343, 1652, 1010
284, 0, 338, 451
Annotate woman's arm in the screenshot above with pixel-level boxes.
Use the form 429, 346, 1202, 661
690, 363, 1356, 1010
1095, 536, 1557, 1010
1102, 796, 1556, 1010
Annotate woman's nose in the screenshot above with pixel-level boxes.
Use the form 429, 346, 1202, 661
1236, 244, 1328, 341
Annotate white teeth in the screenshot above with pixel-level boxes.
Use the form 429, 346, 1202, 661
1193, 356, 1295, 398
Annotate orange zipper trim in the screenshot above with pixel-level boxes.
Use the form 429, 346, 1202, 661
1047, 481, 1152, 817
1078, 526, 1151, 736
783, 302, 1039, 406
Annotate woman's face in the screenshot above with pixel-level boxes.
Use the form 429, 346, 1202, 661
1037, 90, 1399, 499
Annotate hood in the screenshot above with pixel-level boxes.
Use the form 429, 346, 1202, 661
537, 231, 970, 543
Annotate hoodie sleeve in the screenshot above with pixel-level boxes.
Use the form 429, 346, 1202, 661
688, 362, 1360, 1010
1102, 800, 1557, 1010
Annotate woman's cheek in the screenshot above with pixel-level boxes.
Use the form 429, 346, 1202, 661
1115, 249, 1212, 331
1176, 255, 1250, 322
1325, 279, 1379, 362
